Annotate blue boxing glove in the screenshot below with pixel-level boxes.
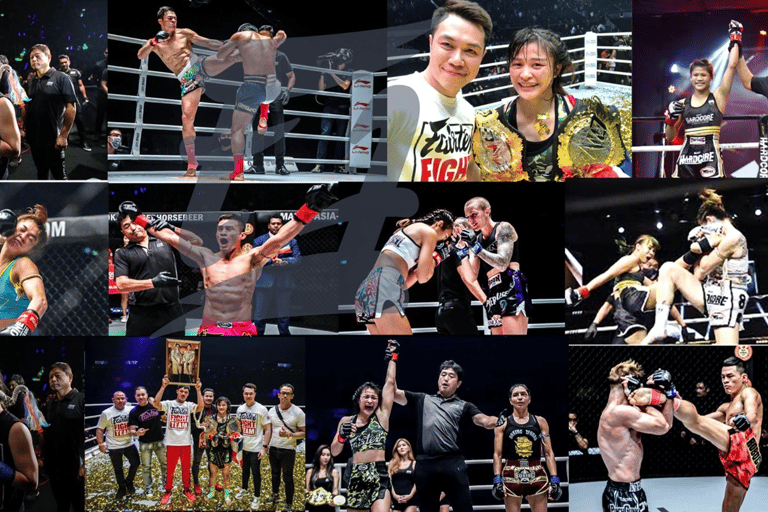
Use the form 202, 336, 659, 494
491, 474, 504, 501
549, 476, 562, 501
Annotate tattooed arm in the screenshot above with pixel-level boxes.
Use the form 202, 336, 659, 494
477, 222, 517, 271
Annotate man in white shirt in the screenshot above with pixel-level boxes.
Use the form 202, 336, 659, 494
235, 383, 272, 509
153, 374, 204, 506
267, 383, 305, 511
96, 391, 139, 501
387, 0, 492, 182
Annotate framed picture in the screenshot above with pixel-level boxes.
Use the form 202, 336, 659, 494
165, 339, 201, 386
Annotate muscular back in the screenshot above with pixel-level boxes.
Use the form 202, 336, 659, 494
598, 403, 644, 482
234, 32, 278, 76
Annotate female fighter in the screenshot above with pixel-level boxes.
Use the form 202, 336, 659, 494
665, 22, 740, 178
306, 445, 339, 512
0, 205, 48, 335
330, 341, 396, 512
389, 438, 418, 512
492, 385, 560, 512
473, 27, 627, 181
354, 209, 454, 334
205, 397, 237, 506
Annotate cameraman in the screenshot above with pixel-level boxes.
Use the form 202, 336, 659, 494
310, 49, 353, 174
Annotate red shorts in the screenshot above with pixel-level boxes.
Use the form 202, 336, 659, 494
502, 460, 549, 498
197, 317, 259, 336
719, 428, 762, 489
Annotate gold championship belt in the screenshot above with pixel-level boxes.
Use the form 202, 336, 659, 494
557, 96, 625, 170
472, 108, 527, 181
306, 488, 347, 507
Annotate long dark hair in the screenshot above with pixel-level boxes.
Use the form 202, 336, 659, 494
396, 209, 454, 233
697, 188, 728, 224
310, 444, 335, 489
507, 26, 573, 98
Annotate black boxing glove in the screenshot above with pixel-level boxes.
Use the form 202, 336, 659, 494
385, 340, 400, 362
150, 218, 177, 232
150, 30, 170, 46
280, 88, 290, 106
0, 309, 40, 336
664, 100, 684, 126
651, 369, 678, 399
432, 240, 451, 266
565, 286, 589, 307
151, 271, 181, 288
731, 413, 750, 432
585, 322, 598, 341
118, 201, 153, 228
295, 184, 338, 224
0, 209, 17, 237
459, 228, 482, 255
728, 20, 743, 56
549, 476, 562, 501
337, 421, 352, 443
624, 375, 643, 395
496, 409, 509, 427
491, 475, 504, 501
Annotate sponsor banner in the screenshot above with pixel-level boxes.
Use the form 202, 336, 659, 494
350, 70, 374, 168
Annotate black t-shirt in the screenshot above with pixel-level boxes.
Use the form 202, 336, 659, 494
752, 76, 768, 100
0, 410, 25, 512
128, 403, 164, 443
437, 252, 473, 307
322, 66, 354, 110
403, 390, 482, 460
62, 68, 84, 101
113, 237, 180, 306
25, 68, 77, 145
43, 390, 84, 476
275, 51, 293, 87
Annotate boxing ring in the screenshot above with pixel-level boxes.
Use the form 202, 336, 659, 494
84, 400, 307, 511
107, 33, 387, 182
388, 30, 632, 131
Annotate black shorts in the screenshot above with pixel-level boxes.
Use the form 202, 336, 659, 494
615, 288, 652, 337
602, 479, 648, 512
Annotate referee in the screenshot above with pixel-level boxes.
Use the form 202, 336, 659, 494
114, 202, 184, 336
392, 349, 497, 512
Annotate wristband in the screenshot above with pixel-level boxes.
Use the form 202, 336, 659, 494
455, 247, 469, 259
18, 309, 40, 331
577, 286, 590, 300
336, 433, 347, 444
649, 389, 665, 406
493, 474, 503, 485
698, 237, 714, 254
550, 476, 560, 484
294, 204, 318, 224
150, 38, 159, 47
664, 113, 677, 126
134, 213, 151, 228
470, 242, 482, 254
682, 250, 701, 266
391, 353, 399, 362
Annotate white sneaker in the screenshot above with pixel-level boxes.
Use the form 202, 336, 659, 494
121, 315, 128, 323
251, 497, 260, 509
310, 165, 322, 173
235, 489, 246, 500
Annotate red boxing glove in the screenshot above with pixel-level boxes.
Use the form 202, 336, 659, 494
0, 309, 39, 336
294, 204, 318, 224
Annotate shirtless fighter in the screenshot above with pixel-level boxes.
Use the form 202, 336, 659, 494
216, 24, 286, 180
137, 6, 240, 177
117, 184, 337, 335
642, 189, 749, 345
597, 360, 674, 512
674, 357, 762, 512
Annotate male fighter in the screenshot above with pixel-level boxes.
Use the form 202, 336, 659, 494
388, 0, 490, 181
597, 360, 674, 512
96, 391, 139, 500
137, 6, 240, 177
190, 387, 215, 495
235, 383, 272, 509
267, 383, 305, 510
128, 386, 166, 497
392, 344, 498, 512
674, 357, 762, 512
118, 184, 337, 335
0, 380, 37, 512
461, 197, 529, 335
154, 375, 205, 506
216, 23, 286, 180
642, 190, 749, 345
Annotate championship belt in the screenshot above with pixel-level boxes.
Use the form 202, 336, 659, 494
472, 108, 528, 181
226, 417, 241, 437
307, 488, 333, 506
557, 96, 625, 171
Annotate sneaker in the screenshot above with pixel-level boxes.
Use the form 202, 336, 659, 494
216, 483, 224, 491
251, 496, 260, 509
310, 165, 322, 173
225, 490, 232, 506
160, 492, 172, 505
184, 489, 196, 503
121, 315, 128, 323
205, 488, 215, 501
115, 486, 126, 500
276, 165, 290, 175
334, 166, 349, 174
235, 489, 246, 500
82, 142, 92, 152
194, 484, 202, 495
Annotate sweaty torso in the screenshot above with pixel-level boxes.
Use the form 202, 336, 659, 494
199, 250, 266, 322
153, 29, 196, 75
597, 404, 643, 482
237, 34, 277, 76
723, 389, 763, 439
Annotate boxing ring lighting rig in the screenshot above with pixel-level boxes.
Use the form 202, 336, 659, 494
107, 33, 387, 175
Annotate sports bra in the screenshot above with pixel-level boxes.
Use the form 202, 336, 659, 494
382, 230, 421, 270
349, 412, 388, 454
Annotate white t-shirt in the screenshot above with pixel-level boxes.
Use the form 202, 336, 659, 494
159, 400, 198, 446
268, 404, 305, 450
236, 402, 271, 452
97, 405, 134, 450
388, 72, 475, 182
